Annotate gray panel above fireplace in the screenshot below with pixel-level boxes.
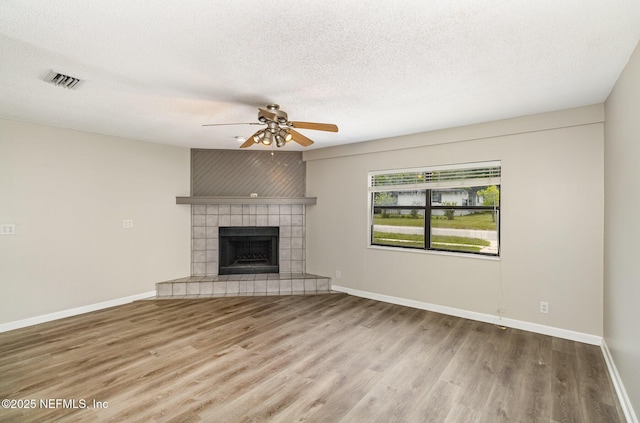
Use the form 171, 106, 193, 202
191, 149, 305, 197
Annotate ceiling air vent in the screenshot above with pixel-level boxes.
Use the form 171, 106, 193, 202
44, 70, 81, 89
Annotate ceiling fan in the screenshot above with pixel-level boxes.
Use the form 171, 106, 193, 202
203, 104, 338, 148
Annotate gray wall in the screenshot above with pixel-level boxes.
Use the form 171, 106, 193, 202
604, 39, 640, 419
192, 149, 304, 197
304, 105, 605, 337
0, 120, 191, 324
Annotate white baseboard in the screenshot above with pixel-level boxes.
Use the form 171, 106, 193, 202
331, 285, 602, 345
601, 340, 638, 423
0, 291, 156, 333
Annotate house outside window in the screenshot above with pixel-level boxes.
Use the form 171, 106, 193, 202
369, 161, 501, 256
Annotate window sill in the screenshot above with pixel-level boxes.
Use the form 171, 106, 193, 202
366, 244, 500, 261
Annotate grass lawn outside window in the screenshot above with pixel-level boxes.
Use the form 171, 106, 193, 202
369, 162, 500, 256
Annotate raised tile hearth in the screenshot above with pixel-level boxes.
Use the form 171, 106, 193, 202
155, 273, 333, 298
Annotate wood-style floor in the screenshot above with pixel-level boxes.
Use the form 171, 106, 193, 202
0, 294, 625, 422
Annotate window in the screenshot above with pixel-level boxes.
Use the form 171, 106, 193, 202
369, 161, 500, 256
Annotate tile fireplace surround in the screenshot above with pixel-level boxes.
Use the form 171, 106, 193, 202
155, 199, 333, 298
191, 203, 306, 276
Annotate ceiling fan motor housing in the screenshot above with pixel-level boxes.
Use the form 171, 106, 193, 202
258, 104, 288, 123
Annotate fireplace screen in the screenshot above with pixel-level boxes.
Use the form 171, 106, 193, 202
219, 227, 279, 275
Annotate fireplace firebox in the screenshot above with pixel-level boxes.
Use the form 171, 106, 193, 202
219, 227, 279, 275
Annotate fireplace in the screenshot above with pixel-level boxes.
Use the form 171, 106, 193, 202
219, 227, 279, 275
189, 204, 307, 276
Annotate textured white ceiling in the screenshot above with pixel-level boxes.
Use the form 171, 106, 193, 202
1, 1, 639, 150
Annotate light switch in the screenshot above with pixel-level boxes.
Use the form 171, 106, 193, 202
1, 224, 16, 235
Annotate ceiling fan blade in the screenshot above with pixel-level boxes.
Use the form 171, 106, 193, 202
289, 129, 314, 147
289, 121, 338, 132
258, 107, 279, 122
240, 131, 261, 148
202, 122, 263, 127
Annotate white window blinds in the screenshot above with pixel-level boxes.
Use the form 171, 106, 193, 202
369, 161, 501, 191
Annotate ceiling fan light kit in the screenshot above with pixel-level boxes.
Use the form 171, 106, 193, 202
204, 104, 338, 149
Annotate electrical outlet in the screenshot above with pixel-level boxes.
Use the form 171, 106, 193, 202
1, 224, 16, 235
123, 219, 134, 229
539, 301, 549, 314
335, 270, 341, 279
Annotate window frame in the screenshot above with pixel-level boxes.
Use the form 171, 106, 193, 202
369, 162, 501, 257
